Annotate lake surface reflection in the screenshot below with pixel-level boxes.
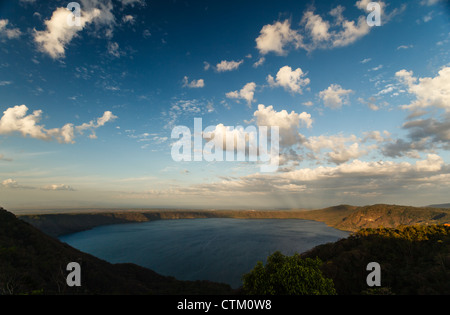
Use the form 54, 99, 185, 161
60, 218, 349, 288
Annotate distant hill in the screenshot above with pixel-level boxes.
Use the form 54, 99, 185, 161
0, 208, 234, 295
19, 204, 450, 236
329, 204, 450, 232
428, 203, 450, 209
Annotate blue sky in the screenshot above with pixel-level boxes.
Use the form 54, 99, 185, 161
0, 0, 449, 211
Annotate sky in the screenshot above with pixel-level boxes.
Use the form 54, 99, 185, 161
0, 0, 450, 212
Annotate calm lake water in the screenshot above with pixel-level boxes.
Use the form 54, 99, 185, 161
60, 218, 349, 288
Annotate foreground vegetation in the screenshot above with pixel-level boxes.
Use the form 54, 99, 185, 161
243, 225, 450, 295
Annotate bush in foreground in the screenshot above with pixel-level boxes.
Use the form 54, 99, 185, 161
242, 251, 336, 295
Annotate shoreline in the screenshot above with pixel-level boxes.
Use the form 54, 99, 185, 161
17, 204, 450, 238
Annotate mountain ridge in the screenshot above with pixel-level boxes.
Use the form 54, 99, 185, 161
18, 204, 450, 237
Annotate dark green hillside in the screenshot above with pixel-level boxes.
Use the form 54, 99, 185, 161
301, 225, 450, 295
0, 208, 234, 295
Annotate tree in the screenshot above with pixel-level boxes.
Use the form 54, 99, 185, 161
242, 251, 336, 295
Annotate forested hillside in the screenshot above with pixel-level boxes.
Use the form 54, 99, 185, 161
0, 208, 234, 295
301, 225, 450, 295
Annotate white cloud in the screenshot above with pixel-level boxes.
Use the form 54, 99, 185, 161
267, 66, 310, 94
255, 20, 303, 55
163, 99, 212, 129
420, 0, 443, 6
2, 179, 19, 188
253, 104, 312, 147
107, 41, 121, 58
329, 7, 371, 48
226, 82, 257, 107
33, 0, 144, 59
319, 84, 353, 109
301, 10, 331, 43
76, 111, 118, 140
182, 76, 205, 88
369, 65, 383, 71
305, 134, 369, 164
0, 105, 117, 143
284, 154, 444, 180
363, 130, 391, 143
396, 66, 450, 112
299, 5, 371, 51
2, 178, 34, 189
205, 124, 258, 157
0, 19, 22, 39
34, 6, 100, 59
358, 97, 381, 111
41, 184, 76, 191
397, 44, 414, 50
253, 57, 265, 68
164, 154, 448, 203
255, 1, 401, 55
122, 14, 135, 24
216, 60, 244, 72
0, 105, 50, 141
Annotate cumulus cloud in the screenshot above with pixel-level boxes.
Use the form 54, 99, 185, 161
255, 20, 303, 55
253, 57, 265, 68
226, 82, 257, 107
253, 104, 312, 147
301, 10, 331, 44
319, 84, 353, 109
160, 154, 448, 205
0, 19, 22, 39
0, 105, 117, 143
327, 6, 371, 48
216, 60, 244, 72
381, 67, 450, 157
256, 1, 401, 54
33, 0, 141, 59
305, 135, 370, 165
107, 41, 121, 58
76, 110, 118, 139
396, 66, 450, 113
2, 179, 34, 189
182, 76, 205, 88
267, 66, 311, 94
41, 184, 76, 191
34, 6, 102, 59
204, 124, 259, 158
383, 113, 450, 158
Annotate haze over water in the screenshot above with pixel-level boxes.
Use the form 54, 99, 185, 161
60, 219, 349, 288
